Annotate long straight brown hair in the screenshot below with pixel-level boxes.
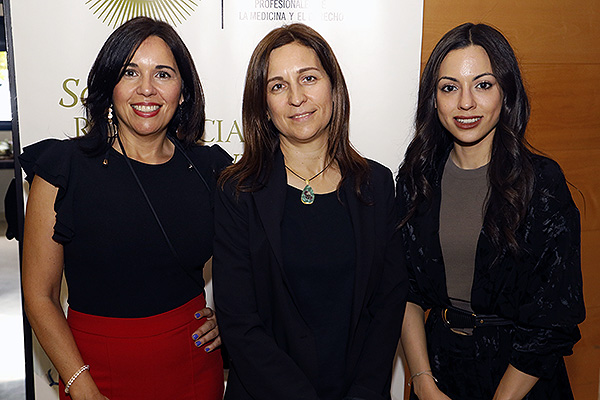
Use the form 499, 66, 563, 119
220, 24, 369, 197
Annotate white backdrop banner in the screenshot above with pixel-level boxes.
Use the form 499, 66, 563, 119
7, 0, 423, 399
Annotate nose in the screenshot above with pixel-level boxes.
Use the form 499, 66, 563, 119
137, 75, 157, 97
458, 88, 476, 110
288, 84, 306, 107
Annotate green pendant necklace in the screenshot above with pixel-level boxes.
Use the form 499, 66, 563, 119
285, 160, 333, 205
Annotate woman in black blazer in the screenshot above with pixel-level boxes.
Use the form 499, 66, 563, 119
397, 23, 584, 400
213, 24, 408, 400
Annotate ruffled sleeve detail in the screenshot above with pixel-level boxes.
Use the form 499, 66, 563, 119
186, 143, 232, 188
207, 144, 233, 175
19, 139, 76, 243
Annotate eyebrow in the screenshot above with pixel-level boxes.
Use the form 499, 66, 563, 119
437, 72, 495, 83
266, 66, 321, 84
127, 62, 177, 73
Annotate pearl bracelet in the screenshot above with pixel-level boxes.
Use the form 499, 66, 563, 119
64, 364, 90, 394
408, 369, 438, 386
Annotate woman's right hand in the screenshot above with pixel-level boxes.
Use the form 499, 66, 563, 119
191, 306, 221, 352
65, 372, 109, 400
401, 302, 452, 400
68, 386, 109, 400
412, 376, 452, 400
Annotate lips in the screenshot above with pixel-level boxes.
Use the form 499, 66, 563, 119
454, 116, 482, 129
290, 111, 315, 120
131, 103, 161, 117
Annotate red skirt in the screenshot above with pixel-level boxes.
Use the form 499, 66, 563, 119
60, 294, 224, 400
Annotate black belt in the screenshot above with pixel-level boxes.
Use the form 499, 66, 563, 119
438, 306, 514, 329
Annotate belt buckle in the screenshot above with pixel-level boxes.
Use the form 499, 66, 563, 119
441, 308, 473, 336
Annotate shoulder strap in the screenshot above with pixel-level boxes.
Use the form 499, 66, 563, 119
168, 136, 211, 194
116, 134, 207, 289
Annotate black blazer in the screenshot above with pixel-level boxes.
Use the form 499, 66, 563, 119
396, 151, 585, 397
213, 150, 407, 400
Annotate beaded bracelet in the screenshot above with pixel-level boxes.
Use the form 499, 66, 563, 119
407, 369, 438, 386
64, 364, 90, 394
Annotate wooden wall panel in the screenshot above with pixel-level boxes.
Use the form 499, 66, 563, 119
581, 231, 600, 307
421, 0, 600, 64
545, 149, 600, 232
419, 0, 600, 398
524, 64, 600, 151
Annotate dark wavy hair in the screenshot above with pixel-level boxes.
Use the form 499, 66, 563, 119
398, 23, 534, 256
80, 16, 205, 153
220, 23, 369, 196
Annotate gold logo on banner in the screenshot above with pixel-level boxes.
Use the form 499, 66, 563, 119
85, 0, 198, 27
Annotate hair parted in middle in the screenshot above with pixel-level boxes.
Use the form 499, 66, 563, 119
81, 16, 205, 154
220, 23, 369, 195
398, 22, 534, 256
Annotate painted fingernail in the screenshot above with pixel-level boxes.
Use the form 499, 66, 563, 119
205, 347, 210, 352
192, 334, 199, 340
195, 341, 202, 347
194, 312, 201, 319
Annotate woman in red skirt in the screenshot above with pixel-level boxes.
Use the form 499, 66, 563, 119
21, 17, 228, 400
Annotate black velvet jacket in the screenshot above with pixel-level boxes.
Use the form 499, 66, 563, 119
396, 151, 585, 398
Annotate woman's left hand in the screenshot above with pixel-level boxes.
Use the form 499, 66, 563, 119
191, 307, 221, 352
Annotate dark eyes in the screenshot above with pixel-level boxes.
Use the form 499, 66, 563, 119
440, 84, 457, 93
270, 83, 284, 92
156, 71, 172, 79
439, 81, 494, 92
476, 81, 493, 90
268, 75, 317, 92
122, 69, 172, 79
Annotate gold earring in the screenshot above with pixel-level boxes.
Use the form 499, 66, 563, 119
107, 105, 118, 137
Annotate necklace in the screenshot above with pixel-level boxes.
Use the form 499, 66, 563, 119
285, 159, 334, 205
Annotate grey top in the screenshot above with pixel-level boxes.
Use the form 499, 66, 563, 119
439, 155, 489, 312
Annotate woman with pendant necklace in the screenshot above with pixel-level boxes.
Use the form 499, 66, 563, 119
213, 23, 408, 400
